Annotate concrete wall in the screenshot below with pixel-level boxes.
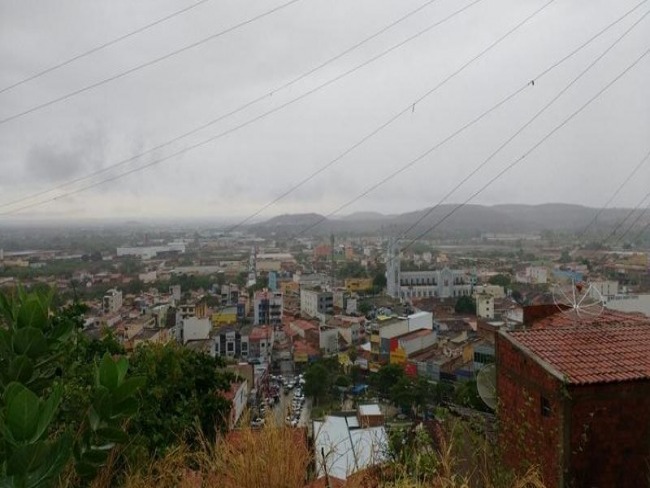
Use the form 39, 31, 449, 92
182, 317, 211, 344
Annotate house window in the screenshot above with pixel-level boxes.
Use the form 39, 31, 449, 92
227, 342, 234, 352
541, 396, 552, 417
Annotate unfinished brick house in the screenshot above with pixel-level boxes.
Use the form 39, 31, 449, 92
497, 312, 650, 487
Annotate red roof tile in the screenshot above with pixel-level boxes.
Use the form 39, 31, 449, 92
532, 308, 649, 330
507, 321, 650, 385
291, 319, 318, 331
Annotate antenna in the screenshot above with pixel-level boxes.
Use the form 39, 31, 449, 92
551, 279, 604, 320
476, 363, 497, 410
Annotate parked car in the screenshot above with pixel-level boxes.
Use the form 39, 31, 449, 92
251, 418, 265, 428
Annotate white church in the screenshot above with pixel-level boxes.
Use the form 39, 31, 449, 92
385, 241, 472, 300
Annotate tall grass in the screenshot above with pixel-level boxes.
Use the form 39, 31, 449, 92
61, 413, 545, 487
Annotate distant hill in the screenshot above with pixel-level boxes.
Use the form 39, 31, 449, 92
250, 204, 649, 237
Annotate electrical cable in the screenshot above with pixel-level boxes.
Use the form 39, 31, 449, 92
0, 0, 443, 210
0, 0, 307, 126
296, 5, 650, 241
0, 0, 214, 95
577, 147, 650, 239
603, 193, 650, 245
396, 7, 650, 242
0, 0, 488, 216
401, 45, 650, 254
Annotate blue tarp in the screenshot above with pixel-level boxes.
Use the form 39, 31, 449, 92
350, 384, 368, 395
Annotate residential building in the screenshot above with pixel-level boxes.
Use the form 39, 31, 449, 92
300, 288, 333, 318
181, 317, 211, 344
476, 294, 494, 319
498, 316, 650, 487
248, 325, 274, 362
102, 289, 123, 314
369, 312, 432, 361
515, 266, 548, 284
253, 289, 283, 326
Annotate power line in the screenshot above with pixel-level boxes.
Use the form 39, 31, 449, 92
0, 0, 214, 95
296, 4, 650, 240
229, 0, 557, 231
0, 0, 487, 216
630, 219, 650, 243
0, 0, 443, 211
401, 45, 650, 253
395, 6, 650, 241
0, 0, 307, 127
602, 192, 650, 245
577, 146, 650, 239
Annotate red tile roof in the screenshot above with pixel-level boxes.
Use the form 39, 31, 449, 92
507, 322, 650, 385
291, 319, 318, 331
532, 308, 649, 329
249, 326, 272, 341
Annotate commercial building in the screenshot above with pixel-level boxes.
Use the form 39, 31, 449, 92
214, 326, 249, 360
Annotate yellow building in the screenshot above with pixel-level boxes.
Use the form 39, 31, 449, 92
280, 280, 300, 295
345, 278, 373, 292
389, 346, 407, 365
212, 306, 238, 326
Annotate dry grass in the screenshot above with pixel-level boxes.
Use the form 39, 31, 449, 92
58, 413, 546, 488
119, 414, 311, 488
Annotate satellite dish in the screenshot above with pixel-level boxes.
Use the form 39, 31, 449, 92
552, 279, 604, 319
476, 364, 497, 410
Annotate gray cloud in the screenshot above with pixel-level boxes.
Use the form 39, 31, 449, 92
0, 0, 649, 221
23, 127, 107, 182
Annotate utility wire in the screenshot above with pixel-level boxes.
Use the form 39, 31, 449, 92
401, 45, 650, 253
0, 0, 487, 216
577, 146, 650, 239
297, 4, 650, 239
395, 6, 650, 242
0, 0, 307, 127
229, 0, 556, 231
602, 192, 650, 245
630, 219, 650, 242
616, 201, 650, 244
0, 0, 443, 211
0, 0, 214, 95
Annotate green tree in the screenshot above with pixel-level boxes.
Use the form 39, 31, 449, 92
488, 274, 511, 288
372, 272, 387, 291
358, 301, 372, 316
304, 362, 330, 406
390, 376, 415, 412
127, 343, 233, 454
454, 295, 476, 314
373, 364, 406, 399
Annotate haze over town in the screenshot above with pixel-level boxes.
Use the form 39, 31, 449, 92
1, 1, 650, 488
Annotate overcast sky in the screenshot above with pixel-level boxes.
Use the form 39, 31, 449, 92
0, 0, 649, 222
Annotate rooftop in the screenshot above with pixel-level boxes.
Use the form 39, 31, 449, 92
506, 322, 650, 385
291, 319, 318, 331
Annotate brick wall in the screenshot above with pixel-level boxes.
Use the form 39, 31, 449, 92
498, 333, 650, 488
567, 381, 650, 487
497, 334, 565, 488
